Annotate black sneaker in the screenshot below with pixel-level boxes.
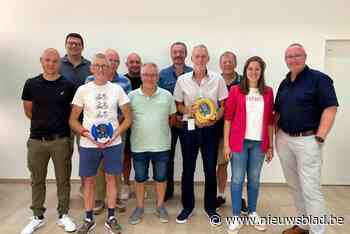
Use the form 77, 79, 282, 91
216, 196, 226, 210
241, 198, 248, 215
175, 209, 193, 224
205, 210, 222, 226
105, 217, 122, 234
77, 218, 95, 234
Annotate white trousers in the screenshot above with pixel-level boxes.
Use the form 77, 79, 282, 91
276, 130, 326, 234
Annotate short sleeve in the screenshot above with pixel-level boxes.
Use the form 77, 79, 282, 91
173, 79, 184, 102
21, 79, 32, 101
71, 86, 84, 107
67, 81, 77, 102
158, 71, 166, 89
218, 77, 228, 101
318, 75, 339, 109
274, 80, 284, 113
169, 95, 177, 115
117, 87, 130, 107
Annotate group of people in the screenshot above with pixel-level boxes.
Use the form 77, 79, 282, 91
20, 33, 338, 234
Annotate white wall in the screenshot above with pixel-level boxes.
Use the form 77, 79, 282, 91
1, 0, 349, 182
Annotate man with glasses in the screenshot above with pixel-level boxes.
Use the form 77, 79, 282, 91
85, 49, 132, 214
158, 42, 192, 201
59, 32, 93, 209
70, 53, 131, 234
60, 33, 91, 89
128, 63, 176, 225
275, 43, 338, 234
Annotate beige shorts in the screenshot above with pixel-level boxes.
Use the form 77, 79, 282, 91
217, 139, 229, 165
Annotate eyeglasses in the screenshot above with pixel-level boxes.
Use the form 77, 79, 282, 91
92, 64, 109, 70
109, 59, 120, 64
285, 54, 305, 60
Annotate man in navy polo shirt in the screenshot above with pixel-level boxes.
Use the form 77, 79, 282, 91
159, 41, 192, 201
275, 43, 338, 234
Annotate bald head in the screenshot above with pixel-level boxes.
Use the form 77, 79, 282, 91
40, 48, 60, 76
105, 49, 120, 73
285, 43, 307, 75
41, 48, 60, 60
126, 52, 142, 76
127, 52, 141, 63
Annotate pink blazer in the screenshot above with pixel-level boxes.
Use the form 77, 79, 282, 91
224, 85, 274, 153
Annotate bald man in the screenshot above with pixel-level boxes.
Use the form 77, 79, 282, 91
121, 52, 143, 199
275, 43, 338, 234
21, 49, 76, 234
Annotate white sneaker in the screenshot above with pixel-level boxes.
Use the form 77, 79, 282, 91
21, 216, 45, 234
57, 214, 76, 232
248, 212, 266, 231
119, 185, 130, 200
227, 216, 242, 234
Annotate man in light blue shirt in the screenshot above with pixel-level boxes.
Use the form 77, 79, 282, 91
158, 42, 192, 201
128, 63, 176, 225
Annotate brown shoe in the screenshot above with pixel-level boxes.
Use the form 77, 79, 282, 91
282, 225, 309, 234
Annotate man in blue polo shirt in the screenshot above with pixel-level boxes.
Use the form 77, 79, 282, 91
159, 41, 192, 201
275, 43, 338, 234
60, 33, 91, 89
59, 33, 92, 209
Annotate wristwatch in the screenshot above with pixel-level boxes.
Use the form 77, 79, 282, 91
315, 136, 325, 143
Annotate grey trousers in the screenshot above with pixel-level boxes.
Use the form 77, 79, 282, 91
276, 130, 326, 234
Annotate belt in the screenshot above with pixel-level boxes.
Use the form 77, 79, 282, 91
30, 134, 67, 141
288, 130, 316, 137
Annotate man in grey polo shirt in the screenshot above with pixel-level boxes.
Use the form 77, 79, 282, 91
174, 44, 228, 225
128, 63, 176, 225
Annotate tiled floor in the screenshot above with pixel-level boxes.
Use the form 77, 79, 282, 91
0, 183, 348, 233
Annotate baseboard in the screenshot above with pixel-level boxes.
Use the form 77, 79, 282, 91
0, 178, 348, 186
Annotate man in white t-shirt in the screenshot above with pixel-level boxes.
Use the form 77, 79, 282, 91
69, 53, 131, 234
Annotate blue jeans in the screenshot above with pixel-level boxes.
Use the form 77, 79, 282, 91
132, 151, 170, 183
230, 139, 265, 216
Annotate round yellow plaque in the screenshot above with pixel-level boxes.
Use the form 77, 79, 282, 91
194, 98, 217, 124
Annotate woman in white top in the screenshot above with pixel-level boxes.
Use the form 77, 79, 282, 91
223, 56, 274, 233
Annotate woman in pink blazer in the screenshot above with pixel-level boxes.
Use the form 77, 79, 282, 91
223, 56, 274, 233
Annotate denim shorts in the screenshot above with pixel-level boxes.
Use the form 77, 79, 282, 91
132, 151, 170, 182
79, 144, 123, 177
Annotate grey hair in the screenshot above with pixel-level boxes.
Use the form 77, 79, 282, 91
220, 51, 237, 65
92, 53, 111, 66
141, 62, 159, 73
